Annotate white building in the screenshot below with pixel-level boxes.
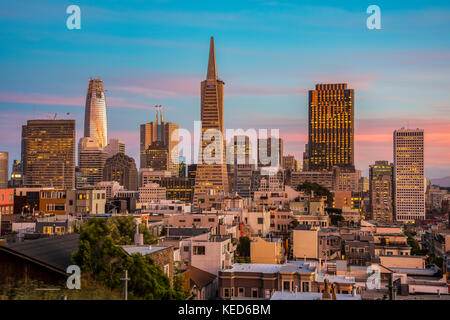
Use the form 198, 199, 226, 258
139, 182, 166, 202
393, 128, 425, 222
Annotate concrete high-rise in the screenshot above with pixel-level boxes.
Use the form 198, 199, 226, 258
193, 37, 229, 206
257, 137, 283, 169
84, 77, 108, 149
9, 160, 23, 188
104, 139, 125, 159
394, 128, 425, 222
78, 137, 107, 186
306, 83, 354, 171
369, 161, 394, 223
0, 151, 8, 188
140, 106, 179, 174
22, 120, 75, 189
103, 153, 138, 191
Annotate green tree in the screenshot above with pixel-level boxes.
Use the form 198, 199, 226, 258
404, 230, 427, 256
330, 214, 344, 226
72, 217, 187, 300
237, 236, 251, 257
296, 182, 333, 207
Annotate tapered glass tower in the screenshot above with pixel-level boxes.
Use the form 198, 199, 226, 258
84, 77, 108, 149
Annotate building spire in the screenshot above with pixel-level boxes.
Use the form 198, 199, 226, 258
206, 36, 217, 80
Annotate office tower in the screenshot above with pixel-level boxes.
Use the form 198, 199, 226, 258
22, 120, 75, 189
179, 159, 186, 177
358, 177, 369, 193
138, 168, 173, 188
159, 177, 194, 202
0, 151, 8, 188
104, 139, 125, 159
282, 155, 298, 171
141, 141, 169, 171
103, 153, 138, 191
257, 137, 283, 169
227, 136, 254, 197
84, 77, 108, 149
303, 144, 309, 171
188, 164, 197, 183
307, 83, 354, 171
193, 37, 229, 206
234, 165, 254, 198
332, 166, 361, 192
394, 128, 425, 222
140, 107, 179, 175
369, 161, 394, 223
227, 135, 253, 166
9, 160, 23, 188
78, 137, 107, 186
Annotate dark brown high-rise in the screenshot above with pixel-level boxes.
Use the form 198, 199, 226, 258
307, 83, 354, 171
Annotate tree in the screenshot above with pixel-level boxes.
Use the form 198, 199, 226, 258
72, 217, 187, 300
237, 236, 251, 257
296, 182, 333, 207
330, 214, 344, 226
404, 230, 427, 256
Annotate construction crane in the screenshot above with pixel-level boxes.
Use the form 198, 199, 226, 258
51, 112, 71, 120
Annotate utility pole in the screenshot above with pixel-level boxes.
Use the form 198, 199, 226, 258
121, 270, 130, 300
388, 274, 396, 300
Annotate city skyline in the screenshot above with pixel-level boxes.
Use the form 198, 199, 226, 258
0, 1, 449, 179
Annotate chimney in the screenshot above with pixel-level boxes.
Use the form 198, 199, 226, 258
352, 284, 357, 297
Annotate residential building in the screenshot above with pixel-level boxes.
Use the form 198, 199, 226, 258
250, 236, 285, 264
39, 189, 67, 216
66, 187, 106, 215
292, 225, 319, 259
0, 188, 14, 215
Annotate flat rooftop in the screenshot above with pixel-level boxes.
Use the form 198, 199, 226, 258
120, 245, 172, 256
270, 291, 361, 300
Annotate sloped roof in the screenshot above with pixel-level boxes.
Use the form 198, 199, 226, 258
189, 266, 216, 288
1, 233, 79, 273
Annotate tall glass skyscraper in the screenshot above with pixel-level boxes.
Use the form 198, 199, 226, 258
306, 83, 354, 171
84, 77, 108, 149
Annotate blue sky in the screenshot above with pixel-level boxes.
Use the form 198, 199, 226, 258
0, 0, 449, 178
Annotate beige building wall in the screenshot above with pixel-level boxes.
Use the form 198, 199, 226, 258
250, 237, 284, 264
293, 228, 319, 259
379, 255, 425, 269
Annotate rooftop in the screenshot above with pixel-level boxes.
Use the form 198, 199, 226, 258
270, 291, 361, 300
1, 233, 79, 272
120, 244, 172, 256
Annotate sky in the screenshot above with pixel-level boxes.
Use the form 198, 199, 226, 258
0, 0, 449, 178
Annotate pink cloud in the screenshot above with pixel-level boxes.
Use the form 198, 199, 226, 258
0, 92, 83, 107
